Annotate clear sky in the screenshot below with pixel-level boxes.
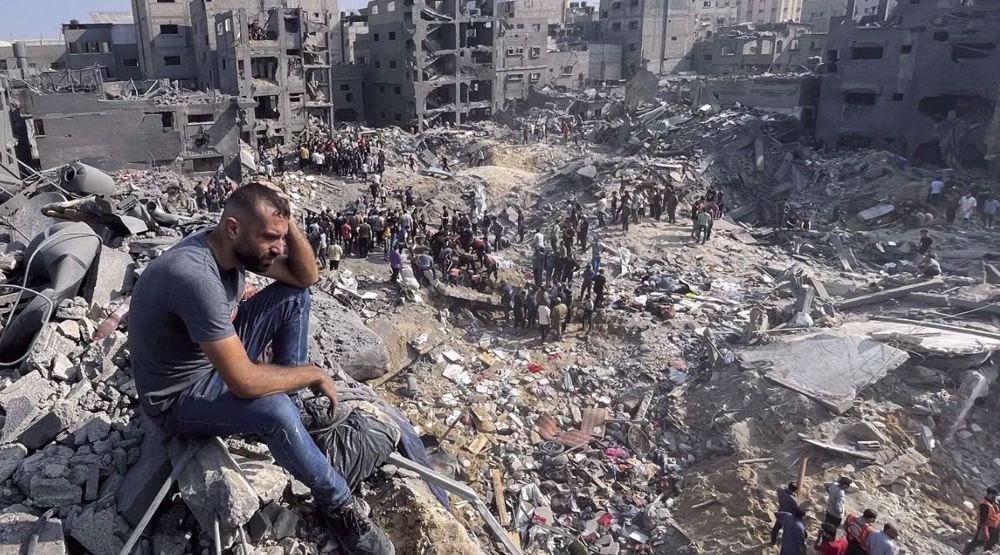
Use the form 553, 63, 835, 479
1, 0, 134, 41
1, 0, 373, 41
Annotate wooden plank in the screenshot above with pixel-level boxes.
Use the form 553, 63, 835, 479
836, 278, 945, 310
799, 435, 878, 462
491, 469, 511, 527
797, 457, 809, 491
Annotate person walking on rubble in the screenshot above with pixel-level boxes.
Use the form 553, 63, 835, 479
695, 209, 713, 244
389, 245, 403, 283
127, 182, 394, 555
772, 504, 808, 555
964, 487, 1000, 554
593, 269, 607, 307
844, 509, 877, 555
537, 302, 551, 343
927, 177, 945, 205
867, 524, 900, 555
551, 297, 568, 341
327, 240, 343, 271
665, 187, 679, 224
959, 192, 978, 224
984, 196, 999, 230
770, 481, 799, 545
823, 477, 853, 528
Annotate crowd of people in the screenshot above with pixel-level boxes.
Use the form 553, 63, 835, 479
770, 478, 1000, 555
927, 177, 999, 230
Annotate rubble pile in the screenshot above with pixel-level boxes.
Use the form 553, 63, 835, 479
0, 78, 997, 555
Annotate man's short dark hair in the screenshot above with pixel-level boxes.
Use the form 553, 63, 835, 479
863, 509, 877, 520
224, 182, 291, 220
787, 482, 799, 493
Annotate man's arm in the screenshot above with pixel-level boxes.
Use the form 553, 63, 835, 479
262, 217, 320, 288
201, 336, 336, 409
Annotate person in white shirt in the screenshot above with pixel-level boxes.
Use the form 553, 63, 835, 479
927, 178, 945, 205
959, 193, 978, 222
537, 304, 551, 343
311, 151, 325, 173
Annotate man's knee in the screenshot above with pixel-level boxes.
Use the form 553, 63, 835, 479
261, 282, 312, 308
254, 394, 304, 435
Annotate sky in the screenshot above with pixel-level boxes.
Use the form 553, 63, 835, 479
1, 0, 134, 41
0, 0, 374, 41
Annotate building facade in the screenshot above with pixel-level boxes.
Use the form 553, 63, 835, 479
131, 0, 197, 83
62, 22, 142, 81
214, 6, 338, 147
356, 0, 496, 129
690, 22, 814, 74
815, 0, 1000, 166
596, 0, 699, 77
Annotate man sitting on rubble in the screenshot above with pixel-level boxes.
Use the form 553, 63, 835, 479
128, 182, 394, 555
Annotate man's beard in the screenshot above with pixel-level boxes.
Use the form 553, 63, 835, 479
234, 243, 275, 273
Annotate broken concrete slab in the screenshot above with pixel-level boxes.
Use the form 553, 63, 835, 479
908, 292, 1000, 316
117, 415, 171, 526
836, 278, 945, 310
938, 366, 998, 442
741, 335, 909, 414
985, 263, 1000, 285
0, 444, 27, 483
309, 292, 390, 381
0, 511, 66, 555
0, 397, 41, 445
371, 477, 489, 555
68, 506, 125, 555
0, 371, 57, 411
30, 475, 83, 507
838, 319, 1000, 369
234, 454, 291, 505
17, 403, 76, 450
799, 435, 878, 462
81, 246, 134, 308
170, 437, 259, 547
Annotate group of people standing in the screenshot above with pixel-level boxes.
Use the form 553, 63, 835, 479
927, 177, 999, 230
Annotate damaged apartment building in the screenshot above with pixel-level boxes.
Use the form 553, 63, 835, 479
11, 71, 249, 176
595, 0, 700, 77
815, 0, 1000, 167
354, 0, 496, 128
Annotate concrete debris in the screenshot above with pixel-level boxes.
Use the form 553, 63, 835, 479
743, 335, 910, 413
0, 70, 995, 555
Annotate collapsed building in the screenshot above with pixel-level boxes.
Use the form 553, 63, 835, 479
690, 22, 823, 74
815, 0, 1000, 167
353, 0, 497, 129
12, 74, 249, 177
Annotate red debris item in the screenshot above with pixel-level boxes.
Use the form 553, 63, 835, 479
604, 447, 630, 460
536, 414, 559, 440
598, 512, 614, 528
527, 363, 544, 373
93, 300, 130, 342
558, 429, 592, 448
532, 514, 548, 525
547, 353, 561, 363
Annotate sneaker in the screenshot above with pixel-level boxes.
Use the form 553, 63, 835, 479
320, 499, 395, 555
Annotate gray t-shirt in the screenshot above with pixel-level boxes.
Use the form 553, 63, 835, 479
129, 229, 244, 416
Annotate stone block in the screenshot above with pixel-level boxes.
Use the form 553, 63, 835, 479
267, 504, 300, 540
0, 396, 40, 445
49, 354, 78, 382
116, 416, 170, 527
0, 371, 57, 411
82, 246, 134, 309
68, 506, 125, 555
0, 444, 27, 483
0, 511, 66, 555
235, 454, 291, 505
18, 404, 75, 451
30, 476, 83, 507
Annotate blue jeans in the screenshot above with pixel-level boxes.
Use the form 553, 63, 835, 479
164, 282, 351, 508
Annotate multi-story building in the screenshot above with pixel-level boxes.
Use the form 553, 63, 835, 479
736, 0, 803, 25
696, 0, 739, 34
0, 76, 19, 187
62, 21, 142, 81
214, 6, 339, 147
131, 0, 197, 84
496, 1, 550, 104
355, 0, 496, 129
596, 0, 699, 77
815, 0, 1000, 166
339, 11, 370, 64
133, 0, 340, 87
13, 78, 248, 176
799, 0, 889, 32
691, 22, 814, 74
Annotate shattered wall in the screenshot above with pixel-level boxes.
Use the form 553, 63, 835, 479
815, 1, 1000, 166
331, 63, 365, 123
15, 90, 244, 177
0, 77, 18, 188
